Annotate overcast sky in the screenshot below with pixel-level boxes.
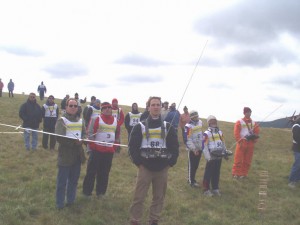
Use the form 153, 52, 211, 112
0, 0, 299, 123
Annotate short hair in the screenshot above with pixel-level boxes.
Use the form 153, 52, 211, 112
147, 96, 161, 107
91, 96, 96, 101
66, 98, 77, 106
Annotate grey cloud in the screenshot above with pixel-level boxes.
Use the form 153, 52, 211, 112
209, 83, 232, 89
115, 54, 170, 67
268, 75, 300, 88
0, 46, 44, 57
267, 95, 287, 103
86, 83, 109, 88
44, 62, 88, 78
118, 74, 163, 84
194, 0, 300, 67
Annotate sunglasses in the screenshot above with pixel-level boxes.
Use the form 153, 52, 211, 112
68, 105, 78, 108
102, 106, 112, 110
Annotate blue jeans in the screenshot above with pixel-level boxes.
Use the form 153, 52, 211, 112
289, 151, 300, 182
24, 129, 38, 150
56, 160, 81, 208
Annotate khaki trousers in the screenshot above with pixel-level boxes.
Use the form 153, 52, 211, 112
130, 166, 168, 223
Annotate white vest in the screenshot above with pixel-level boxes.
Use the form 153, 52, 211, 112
61, 117, 82, 139
43, 104, 58, 117
140, 121, 167, 149
91, 106, 101, 119
129, 112, 142, 126
292, 124, 300, 144
94, 116, 117, 147
185, 120, 203, 150
239, 119, 256, 138
204, 128, 225, 152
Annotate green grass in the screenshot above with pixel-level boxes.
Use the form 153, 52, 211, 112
0, 94, 299, 225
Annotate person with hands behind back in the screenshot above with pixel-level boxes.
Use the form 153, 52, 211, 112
55, 98, 86, 209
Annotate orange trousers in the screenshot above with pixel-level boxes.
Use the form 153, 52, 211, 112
232, 140, 255, 176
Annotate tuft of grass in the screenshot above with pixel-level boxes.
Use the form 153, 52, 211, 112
0, 94, 300, 225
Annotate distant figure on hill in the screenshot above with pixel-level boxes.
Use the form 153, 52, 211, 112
55, 98, 86, 209
37, 81, 47, 100
184, 110, 203, 188
125, 103, 142, 141
60, 94, 70, 115
288, 115, 300, 189
42, 95, 59, 150
0, 78, 4, 97
111, 98, 124, 153
7, 79, 14, 98
19, 93, 42, 151
232, 107, 260, 179
74, 93, 86, 118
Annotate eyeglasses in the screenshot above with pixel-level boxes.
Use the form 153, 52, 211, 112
68, 105, 78, 108
102, 106, 112, 110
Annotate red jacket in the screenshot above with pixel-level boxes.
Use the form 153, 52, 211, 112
88, 114, 120, 153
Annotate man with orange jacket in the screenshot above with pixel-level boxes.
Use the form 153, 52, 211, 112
232, 107, 260, 179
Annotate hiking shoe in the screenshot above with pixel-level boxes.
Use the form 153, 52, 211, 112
288, 182, 296, 189
212, 189, 221, 196
203, 190, 213, 197
233, 175, 239, 179
190, 182, 200, 188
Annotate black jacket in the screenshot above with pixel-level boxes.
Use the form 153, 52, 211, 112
292, 123, 300, 152
19, 100, 42, 129
128, 116, 179, 171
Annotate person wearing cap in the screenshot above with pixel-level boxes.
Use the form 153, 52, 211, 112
74, 93, 87, 118
111, 98, 124, 152
288, 115, 300, 188
232, 107, 260, 179
0, 78, 4, 97
184, 110, 203, 187
160, 101, 169, 121
82, 102, 120, 197
180, 106, 190, 144
37, 81, 47, 100
125, 102, 142, 141
42, 95, 59, 150
202, 115, 228, 196
55, 98, 86, 209
128, 96, 179, 225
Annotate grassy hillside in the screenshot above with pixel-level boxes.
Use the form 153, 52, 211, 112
0, 94, 299, 225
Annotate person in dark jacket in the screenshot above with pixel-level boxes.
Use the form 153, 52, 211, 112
288, 115, 300, 188
42, 95, 59, 150
55, 98, 86, 209
129, 96, 179, 225
19, 93, 42, 151
164, 102, 180, 133
125, 103, 142, 141
61, 94, 69, 115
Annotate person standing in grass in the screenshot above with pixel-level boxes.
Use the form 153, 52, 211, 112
19, 93, 42, 151
184, 110, 203, 188
180, 106, 190, 144
288, 115, 300, 188
41, 95, 59, 150
111, 98, 124, 152
7, 78, 14, 98
202, 115, 228, 197
37, 81, 47, 101
55, 98, 86, 209
128, 96, 179, 225
82, 102, 120, 197
232, 107, 260, 179
125, 102, 142, 141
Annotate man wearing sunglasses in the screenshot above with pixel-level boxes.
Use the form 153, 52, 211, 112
55, 98, 86, 209
82, 102, 120, 198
